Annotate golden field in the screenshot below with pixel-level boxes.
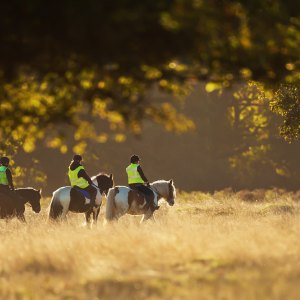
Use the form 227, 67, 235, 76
1, 189, 300, 300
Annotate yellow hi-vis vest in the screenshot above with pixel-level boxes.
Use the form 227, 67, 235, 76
68, 166, 89, 188
126, 163, 144, 184
0, 166, 8, 185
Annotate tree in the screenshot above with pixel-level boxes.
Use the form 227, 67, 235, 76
0, 0, 299, 155
270, 84, 300, 142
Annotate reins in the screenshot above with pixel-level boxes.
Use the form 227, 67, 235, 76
150, 185, 162, 199
92, 183, 106, 195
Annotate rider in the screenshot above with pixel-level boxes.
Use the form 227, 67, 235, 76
126, 154, 159, 210
68, 154, 97, 208
0, 156, 15, 194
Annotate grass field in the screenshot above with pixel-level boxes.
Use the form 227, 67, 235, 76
1, 189, 300, 300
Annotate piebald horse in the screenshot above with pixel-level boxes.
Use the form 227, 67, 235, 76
49, 173, 114, 226
105, 179, 176, 222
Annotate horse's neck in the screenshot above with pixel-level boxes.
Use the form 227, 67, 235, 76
151, 181, 168, 199
92, 177, 98, 186
15, 189, 28, 204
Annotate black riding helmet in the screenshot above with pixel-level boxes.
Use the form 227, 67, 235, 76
73, 154, 82, 162
130, 155, 140, 164
0, 156, 9, 165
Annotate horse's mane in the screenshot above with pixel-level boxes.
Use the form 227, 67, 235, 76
92, 172, 111, 179
92, 173, 115, 189
16, 187, 39, 191
151, 179, 170, 185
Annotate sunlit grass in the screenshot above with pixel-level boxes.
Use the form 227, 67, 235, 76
1, 190, 300, 299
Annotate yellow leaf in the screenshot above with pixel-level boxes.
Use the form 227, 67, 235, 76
73, 141, 87, 154
23, 138, 35, 153
205, 82, 222, 93
114, 134, 126, 143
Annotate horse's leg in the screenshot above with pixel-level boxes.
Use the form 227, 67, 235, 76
140, 210, 154, 223
17, 213, 27, 223
93, 207, 101, 226
85, 210, 93, 228
148, 213, 156, 222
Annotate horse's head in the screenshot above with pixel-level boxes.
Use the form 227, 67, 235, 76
15, 187, 42, 213
29, 189, 42, 213
166, 179, 176, 206
151, 179, 176, 206
95, 173, 114, 195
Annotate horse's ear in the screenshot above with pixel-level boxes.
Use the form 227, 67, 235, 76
169, 179, 173, 185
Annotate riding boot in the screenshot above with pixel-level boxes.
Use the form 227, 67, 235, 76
152, 201, 160, 210
84, 185, 98, 208
148, 196, 159, 211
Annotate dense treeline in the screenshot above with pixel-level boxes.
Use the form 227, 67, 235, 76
1, 1, 299, 148
13, 84, 300, 194
0, 1, 299, 188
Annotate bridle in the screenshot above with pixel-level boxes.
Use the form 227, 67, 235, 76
168, 184, 174, 200
95, 176, 113, 195
93, 183, 106, 195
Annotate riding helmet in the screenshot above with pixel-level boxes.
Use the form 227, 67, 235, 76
0, 156, 10, 165
73, 154, 82, 162
130, 155, 140, 163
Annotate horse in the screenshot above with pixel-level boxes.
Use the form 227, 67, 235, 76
105, 179, 176, 223
49, 173, 114, 226
0, 187, 42, 222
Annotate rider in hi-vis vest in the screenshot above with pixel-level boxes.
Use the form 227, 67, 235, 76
0, 156, 15, 193
126, 155, 159, 210
68, 154, 97, 207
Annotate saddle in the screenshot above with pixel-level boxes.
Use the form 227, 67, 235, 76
128, 189, 148, 209
70, 187, 91, 204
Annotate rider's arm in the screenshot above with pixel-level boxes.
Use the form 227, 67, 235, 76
78, 169, 93, 185
137, 165, 148, 183
6, 168, 14, 190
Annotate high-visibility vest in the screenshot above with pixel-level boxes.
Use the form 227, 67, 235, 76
0, 166, 9, 185
68, 166, 89, 188
126, 163, 144, 184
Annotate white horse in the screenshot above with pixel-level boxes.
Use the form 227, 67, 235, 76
49, 173, 114, 226
105, 179, 176, 222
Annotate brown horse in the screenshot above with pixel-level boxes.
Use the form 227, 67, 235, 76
0, 188, 41, 222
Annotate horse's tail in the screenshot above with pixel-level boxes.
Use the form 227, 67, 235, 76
105, 187, 118, 221
48, 190, 63, 221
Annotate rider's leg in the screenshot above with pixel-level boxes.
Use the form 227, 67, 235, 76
145, 186, 159, 210
84, 185, 97, 207
136, 185, 159, 210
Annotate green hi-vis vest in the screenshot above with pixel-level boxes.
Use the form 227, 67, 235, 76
68, 166, 89, 188
126, 163, 144, 184
0, 166, 9, 185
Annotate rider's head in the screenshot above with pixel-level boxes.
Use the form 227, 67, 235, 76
73, 154, 83, 163
130, 155, 140, 164
0, 156, 10, 166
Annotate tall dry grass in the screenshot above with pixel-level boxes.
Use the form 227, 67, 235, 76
1, 189, 300, 300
